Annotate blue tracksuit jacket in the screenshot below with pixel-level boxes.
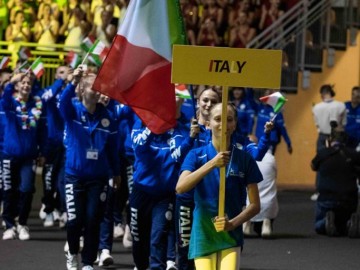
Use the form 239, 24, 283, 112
59, 83, 120, 178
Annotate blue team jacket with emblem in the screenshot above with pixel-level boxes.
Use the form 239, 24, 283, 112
59, 83, 120, 179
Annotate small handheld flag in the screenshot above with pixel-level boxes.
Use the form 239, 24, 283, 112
259, 91, 287, 114
29, 57, 45, 79
0, 56, 10, 70
175, 84, 191, 99
259, 91, 287, 121
18, 47, 32, 60
65, 51, 82, 68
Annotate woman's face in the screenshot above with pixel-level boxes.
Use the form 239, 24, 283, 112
15, 75, 32, 98
209, 104, 237, 139
15, 12, 25, 24
232, 88, 244, 99
197, 89, 220, 119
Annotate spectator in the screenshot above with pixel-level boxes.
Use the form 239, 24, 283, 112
34, 3, 60, 51
5, 10, 31, 51
60, 5, 91, 50
228, 11, 256, 48
180, 0, 198, 45
197, 17, 220, 46
259, 0, 284, 31
37, 0, 61, 21
90, 7, 117, 47
8, 0, 35, 26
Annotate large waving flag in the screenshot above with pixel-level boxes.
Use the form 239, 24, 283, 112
93, 0, 187, 134
259, 91, 287, 113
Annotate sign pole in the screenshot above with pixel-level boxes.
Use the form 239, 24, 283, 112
218, 85, 229, 218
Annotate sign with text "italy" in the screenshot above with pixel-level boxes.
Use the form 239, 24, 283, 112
172, 45, 282, 89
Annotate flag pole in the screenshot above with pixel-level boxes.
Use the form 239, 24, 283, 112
189, 84, 197, 120
81, 51, 90, 65
14, 60, 28, 73
218, 85, 229, 219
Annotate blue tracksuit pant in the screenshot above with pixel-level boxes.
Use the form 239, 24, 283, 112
65, 174, 108, 266
129, 186, 174, 270
175, 196, 195, 270
2, 157, 36, 229
99, 180, 115, 251
42, 144, 65, 214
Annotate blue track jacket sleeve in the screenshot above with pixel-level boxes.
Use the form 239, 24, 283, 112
1, 83, 15, 111
41, 79, 65, 102
59, 83, 77, 121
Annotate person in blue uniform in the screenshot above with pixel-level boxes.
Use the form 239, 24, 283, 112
176, 103, 262, 270
175, 88, 273, 270
59, 66, 121, 270
344, 86, 360, 149
39, 65, 69, 227
130, 99, 197, 270
1, 72, 45, 241
255, 91, 292, 155
230, 87, 255, 137
0, 68, 12, 213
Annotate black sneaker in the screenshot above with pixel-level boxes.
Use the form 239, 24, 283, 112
325, 211, 337, 237
348, 213, 359, 238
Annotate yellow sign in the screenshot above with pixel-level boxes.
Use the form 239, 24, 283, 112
172, 45, 282, 89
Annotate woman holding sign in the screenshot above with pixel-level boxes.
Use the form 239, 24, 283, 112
176, 103, 262, 270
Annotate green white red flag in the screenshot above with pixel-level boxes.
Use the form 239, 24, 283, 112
93, 0, 187, 134
18, 47, 32, 60
30, 58, 45, 79
259, 91, 287, 113
65, 51, 81, 68
0, 56, 10, 70
175, 84, 191, 99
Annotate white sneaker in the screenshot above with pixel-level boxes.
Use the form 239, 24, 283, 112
123, 224, 133, 249
59, 212, 67, 228
166, 260, 177, 270
94, 252, 100, 265
79, 236, 84, 252
64, 241, 69, 253
82, 266, 93, 270
2, 227, 17, 240
99, 249, 114, 267
17, 225, 30, 240
113, 223, 125, 238
243, 221, 251, 236
261, 219, 272, 237
39, 204, 46, 220
44, 213, 54, 227
53, 209, 60, 221
66, 251, 78, 270
310, 192, 319, 201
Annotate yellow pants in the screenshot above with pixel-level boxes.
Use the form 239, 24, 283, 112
194, 247, 241, 270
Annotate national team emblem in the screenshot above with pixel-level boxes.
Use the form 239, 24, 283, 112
101, 118, 110, 127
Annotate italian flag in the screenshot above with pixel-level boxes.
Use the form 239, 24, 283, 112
93, 0, 187, 134
175, 84, 191, 99
30, 58, 45, 79
0, 56, 10, 70
18, 47, 32, 60
259, 91, 287, 113
65, 51, 81, 68
80, 37, 108, 66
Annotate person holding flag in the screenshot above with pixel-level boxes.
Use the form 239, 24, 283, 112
59, 65, 121, 270
1, 72, 45, 241
255, 89, 292, 155
176, 103, 262, 270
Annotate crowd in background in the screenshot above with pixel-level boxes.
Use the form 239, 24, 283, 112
0, 0, 302, 50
